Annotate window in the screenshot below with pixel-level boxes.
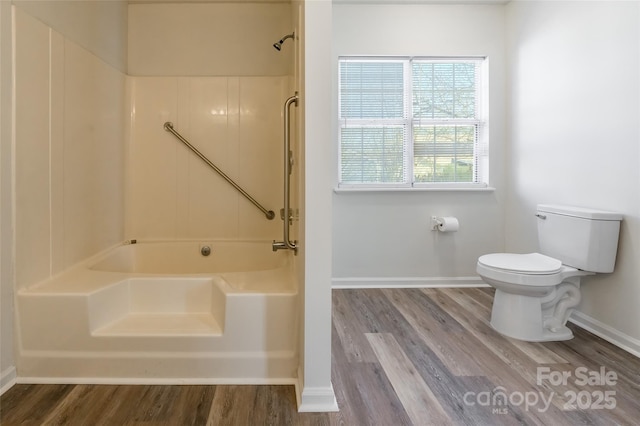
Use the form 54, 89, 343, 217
338, 57, 488, 188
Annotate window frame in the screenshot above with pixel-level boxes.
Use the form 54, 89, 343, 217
338, 56, 489, 190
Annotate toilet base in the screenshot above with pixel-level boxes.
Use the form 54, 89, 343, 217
490, 290, 574, 342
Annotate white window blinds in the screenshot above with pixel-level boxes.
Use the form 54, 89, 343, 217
338, 57, 487, 187
339, 60, 408, 184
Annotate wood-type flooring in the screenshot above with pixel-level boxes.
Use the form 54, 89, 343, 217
2, 288, 639, 425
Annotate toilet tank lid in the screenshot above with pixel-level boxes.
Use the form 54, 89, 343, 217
537, 204, 623, 221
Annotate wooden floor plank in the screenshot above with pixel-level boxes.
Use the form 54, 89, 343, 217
438, 287, 569, 365
420, 289, 615, 426
0, 384, 74, 425
330, 320, 409, 426
566, 325, 640, 392
40, 384, 121, 425
382, 288, 486, 376
252, 385, 297, 426
332, 289, 379, 363
346, 361, 414, 426
433, 288, 564, 383
345, 289, 516, 424
2, 288, 639, 425
454, 375, 530, 426
365, 332, 451, 425
206, 385, 258, 426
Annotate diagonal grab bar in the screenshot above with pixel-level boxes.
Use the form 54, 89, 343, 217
163, 122, 275, 220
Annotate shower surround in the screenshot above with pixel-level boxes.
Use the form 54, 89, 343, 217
13, 3, 300, 384
127, 75, 289, 242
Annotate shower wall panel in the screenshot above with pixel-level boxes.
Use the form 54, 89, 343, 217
127, 76, 289, 241
14, 7, 126, 290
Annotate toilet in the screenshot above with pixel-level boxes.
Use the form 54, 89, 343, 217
477, 204, 622, 342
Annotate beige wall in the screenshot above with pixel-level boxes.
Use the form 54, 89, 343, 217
1, 0, 14, 389
14, 7, 126, 291
128, 3, 292, 76
13, 0, 127, 72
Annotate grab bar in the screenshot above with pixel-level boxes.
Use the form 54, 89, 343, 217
272, 93, 298, 254
163, 122, 275, 220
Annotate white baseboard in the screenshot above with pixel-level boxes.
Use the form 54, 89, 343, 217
295, 366, 339, 412
1, 366, 17, 395
332, 276, 487, 289
570, 311, 640, 358
16, 377, 298, 386
297, 386, 339, 412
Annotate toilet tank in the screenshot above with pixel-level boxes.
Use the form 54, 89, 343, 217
536, 204, 622, 273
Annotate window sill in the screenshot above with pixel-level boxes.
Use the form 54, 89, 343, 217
334, 186, 496, 193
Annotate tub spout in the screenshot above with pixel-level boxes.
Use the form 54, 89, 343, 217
272, 240, 297, 254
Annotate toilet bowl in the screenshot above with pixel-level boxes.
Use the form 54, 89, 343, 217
477, 253, 592, 341
477, 205, 622, 342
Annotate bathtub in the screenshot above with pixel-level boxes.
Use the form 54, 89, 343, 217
17, 240, 298, 384
89, 240, 294, 293
91, 240, 288, 275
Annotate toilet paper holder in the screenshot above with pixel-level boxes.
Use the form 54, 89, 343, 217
431, 216, 459, 232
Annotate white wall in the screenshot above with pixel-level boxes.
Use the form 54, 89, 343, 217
297, 0, 338, 412
506, 1, 640, 346
332, 4, 507, 285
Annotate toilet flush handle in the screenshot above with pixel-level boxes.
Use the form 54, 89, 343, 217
535, 213, 547, 220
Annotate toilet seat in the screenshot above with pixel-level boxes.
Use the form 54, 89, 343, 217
476, 253, 583, 288
478, 253, 562, 275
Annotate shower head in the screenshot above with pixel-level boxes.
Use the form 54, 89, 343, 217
273, 33, 295, 51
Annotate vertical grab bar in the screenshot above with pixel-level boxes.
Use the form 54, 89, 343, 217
273, 93, 299, 254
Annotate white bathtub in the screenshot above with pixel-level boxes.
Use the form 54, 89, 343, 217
17, 240, 298, 384
90, 240, 289, 275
